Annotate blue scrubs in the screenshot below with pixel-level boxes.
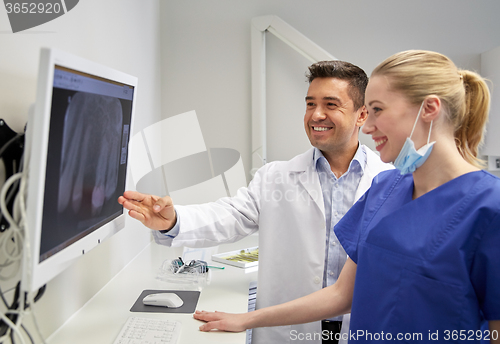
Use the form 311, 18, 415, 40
335, 170, 500, 343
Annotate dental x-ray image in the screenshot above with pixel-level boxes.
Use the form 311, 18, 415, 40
40, 88, 132, 262
57, 92, 122, 216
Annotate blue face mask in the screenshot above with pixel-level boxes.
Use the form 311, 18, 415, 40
393, 102, 435, 175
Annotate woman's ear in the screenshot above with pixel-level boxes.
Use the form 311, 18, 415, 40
421, 95, 441, 123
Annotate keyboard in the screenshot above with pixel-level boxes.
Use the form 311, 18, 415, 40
113, 316, 181, 344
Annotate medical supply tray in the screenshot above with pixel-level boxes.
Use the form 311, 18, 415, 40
211, 246, 259, 268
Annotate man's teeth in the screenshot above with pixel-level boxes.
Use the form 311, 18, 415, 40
375, 138, 387, 147
313, 127, 330, 132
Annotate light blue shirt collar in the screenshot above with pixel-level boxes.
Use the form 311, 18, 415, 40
313, 144, 366, 175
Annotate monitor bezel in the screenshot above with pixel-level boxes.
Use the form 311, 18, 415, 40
22, 47, 138, 293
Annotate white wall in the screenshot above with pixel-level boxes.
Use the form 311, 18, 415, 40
0, 0, 161, 339
481, 46, 500, 156
160, 0, 500, 174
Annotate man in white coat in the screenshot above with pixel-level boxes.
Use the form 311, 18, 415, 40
119, 61, 393, 344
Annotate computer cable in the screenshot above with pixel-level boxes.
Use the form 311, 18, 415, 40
0, 284, 25, 344
0, 152, 25, 284
0, 122, 33, 344
0, 173, 21, 234
0, 286, 11, 310
1, 286, 47, 344
0, 314, 24, 344
0, 148, 30, 344
0, 281, 44, 344
0, 134, 23, 162
0, 173, 24, 266
0, 134, 24, 233
10, 324, 34, 344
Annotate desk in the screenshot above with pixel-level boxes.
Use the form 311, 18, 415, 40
46, 234, 259, 344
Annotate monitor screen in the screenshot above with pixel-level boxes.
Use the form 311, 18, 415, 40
23, 48, 137, 292
40, 66, 132, 262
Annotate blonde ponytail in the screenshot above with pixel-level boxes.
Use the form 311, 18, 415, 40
455, 70, 490, 168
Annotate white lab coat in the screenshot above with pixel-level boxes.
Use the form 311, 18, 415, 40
154, 145, 393, 344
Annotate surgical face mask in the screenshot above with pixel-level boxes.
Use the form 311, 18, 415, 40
393, 101, 435, 175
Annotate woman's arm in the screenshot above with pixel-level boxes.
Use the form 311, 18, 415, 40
194, 258, 357, 332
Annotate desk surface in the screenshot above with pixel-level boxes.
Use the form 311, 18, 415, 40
47, 234, 258, 344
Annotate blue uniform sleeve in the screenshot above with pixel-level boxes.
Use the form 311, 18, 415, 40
470, 212, 500, 320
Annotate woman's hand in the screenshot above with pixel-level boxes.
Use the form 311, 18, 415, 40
194, 259, 357, 333
194, 310, 250, 332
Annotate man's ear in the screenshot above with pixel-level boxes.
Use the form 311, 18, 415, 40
356, 105, 368, 127
421, 96, 441, 123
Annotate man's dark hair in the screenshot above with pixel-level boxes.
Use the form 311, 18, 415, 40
306, 60, 368, 110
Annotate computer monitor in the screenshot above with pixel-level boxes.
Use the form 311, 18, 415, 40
22, 48, 137, 293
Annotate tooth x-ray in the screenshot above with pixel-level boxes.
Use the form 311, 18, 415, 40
57, 92, 122, 216
41, 86, 132, 261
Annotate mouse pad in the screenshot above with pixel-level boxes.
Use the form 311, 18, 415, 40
130, 290, 201, 314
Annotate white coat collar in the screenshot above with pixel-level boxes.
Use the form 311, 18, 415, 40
285, 147, 324, 217
286, 147, 316, 172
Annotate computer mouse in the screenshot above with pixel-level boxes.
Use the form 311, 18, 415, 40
142, 293, 184, 308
